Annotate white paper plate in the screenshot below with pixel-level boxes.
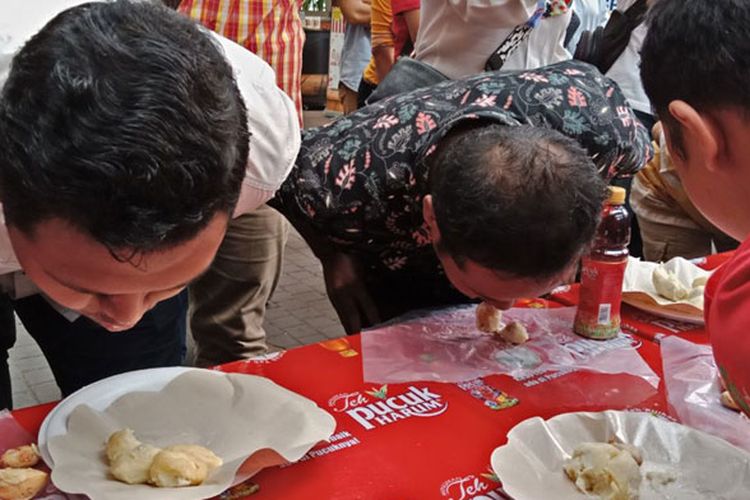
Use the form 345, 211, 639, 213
38, 366, 193, 467
491, 410, 750, 499
621, 296, 705, 325
622, 257, 709, 325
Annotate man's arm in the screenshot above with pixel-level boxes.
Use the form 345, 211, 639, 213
403, 8, 420, 43
370, 0, 394, 81
339, 0, 371, 25
372, 45, 395, 82
283, 213, 380, 335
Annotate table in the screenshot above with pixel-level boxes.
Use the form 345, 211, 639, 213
10, 256, 727, 500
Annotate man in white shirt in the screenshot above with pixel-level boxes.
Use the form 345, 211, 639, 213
0, 0, 299, 405
413, 0, 572, 80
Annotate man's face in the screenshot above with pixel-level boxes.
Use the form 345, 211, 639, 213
8, 214, 229, 331
436, 248, 572, 310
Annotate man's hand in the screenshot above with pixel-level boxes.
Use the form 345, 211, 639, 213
321, 252, 381, 334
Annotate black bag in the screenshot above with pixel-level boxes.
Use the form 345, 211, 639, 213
574, 0, 649, 74
365, 56, 449, 105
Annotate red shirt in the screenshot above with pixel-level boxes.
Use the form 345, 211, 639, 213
705, 236, 750, 416
391, 0, 419, 57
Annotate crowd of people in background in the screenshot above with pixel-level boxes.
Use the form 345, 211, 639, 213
1, 0, 748, 419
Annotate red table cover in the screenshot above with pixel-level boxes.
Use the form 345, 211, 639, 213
11, 297, 685, 500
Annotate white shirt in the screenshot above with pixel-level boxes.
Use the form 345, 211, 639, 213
604, 0, 651, 115
0, 0, 300, 291
567, 0, 612, 51
413, 0, 572, 80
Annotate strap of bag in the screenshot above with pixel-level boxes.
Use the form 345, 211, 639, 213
485, 0, 572, 72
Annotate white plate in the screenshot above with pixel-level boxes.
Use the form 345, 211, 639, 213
491, 410, 750, 499
622, 296, 705, 325
38, 366, 193, 467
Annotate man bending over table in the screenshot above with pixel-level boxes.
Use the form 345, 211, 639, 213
0, 0, 299, 406
270, 60, 652, 334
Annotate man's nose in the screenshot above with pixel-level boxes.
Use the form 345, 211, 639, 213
99, 294, 147, 328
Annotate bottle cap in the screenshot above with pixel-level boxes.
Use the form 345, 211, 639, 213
608, 186, 626, 205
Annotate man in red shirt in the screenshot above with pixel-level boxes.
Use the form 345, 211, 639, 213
640, 0, 750, 415
390, 0, 419, 57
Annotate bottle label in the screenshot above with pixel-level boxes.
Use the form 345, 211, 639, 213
574, 257, 627, 339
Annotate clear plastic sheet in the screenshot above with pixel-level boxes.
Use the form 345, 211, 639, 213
661, 336, 750, 452
361, 306, 658, 386
0, 410, 83, 499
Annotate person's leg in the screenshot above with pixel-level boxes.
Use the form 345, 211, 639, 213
13, 291, 187, 396
189, 206, 288, 367
0, 294, 16, 410
339, 84, 359, 115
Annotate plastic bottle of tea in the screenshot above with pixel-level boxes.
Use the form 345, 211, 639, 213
574, 186, 630, 339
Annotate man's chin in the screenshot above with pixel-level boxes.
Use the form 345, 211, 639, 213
83, 313, 136, 332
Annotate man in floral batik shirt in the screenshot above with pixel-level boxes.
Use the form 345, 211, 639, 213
271, 60, 651, 334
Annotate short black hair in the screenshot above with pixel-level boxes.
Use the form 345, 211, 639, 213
429, 123, 607, 279
0, 0, 248, 253
641, 0, 750, 156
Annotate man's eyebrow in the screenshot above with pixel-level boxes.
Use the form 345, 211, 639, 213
54, 278, 193, 296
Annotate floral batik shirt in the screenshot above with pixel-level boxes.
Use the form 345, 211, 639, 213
273, 60, 652, 280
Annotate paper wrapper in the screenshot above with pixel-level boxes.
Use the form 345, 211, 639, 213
47, 370, 336, 500
622, 257, 711, 321
491, 410, 750, 499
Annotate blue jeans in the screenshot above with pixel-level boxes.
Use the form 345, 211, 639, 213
7, 290, 187, 399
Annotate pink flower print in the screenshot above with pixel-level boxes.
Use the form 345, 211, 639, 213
411, 225, 431, 246
324, 155, 333, 177
335, 161, 356, 190
567, 87, 588, 107
563, 68, 584, 76
606, 87, 615, 98
616, 106, 634, 127
374, 114, 400, 129
424, 144, 438, 157
304, 202, 316, 218
383, 256, 408, 270
460, 91, 471, 105
364, 149, 372, 170
520, 72, 549, 83
474, 94, 497, 108
504, 95, 513, 110
415, 112, 437, 135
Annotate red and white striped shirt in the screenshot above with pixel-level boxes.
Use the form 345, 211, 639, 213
178, 0, 305, 126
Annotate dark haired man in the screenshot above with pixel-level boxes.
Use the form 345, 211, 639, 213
271, 60, 652, 333
639, 0, 750, 416
0, 0, 299, 405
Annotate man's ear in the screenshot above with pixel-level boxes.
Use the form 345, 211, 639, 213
422, 194, 441, 240
667, 100, 723, 172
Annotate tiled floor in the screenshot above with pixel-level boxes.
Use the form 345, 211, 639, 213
7, 111, 341, 409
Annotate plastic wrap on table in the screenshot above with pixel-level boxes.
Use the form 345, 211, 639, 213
0, 410, 84, 499
661, 336, 750, 452
361, 306, 658, 386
